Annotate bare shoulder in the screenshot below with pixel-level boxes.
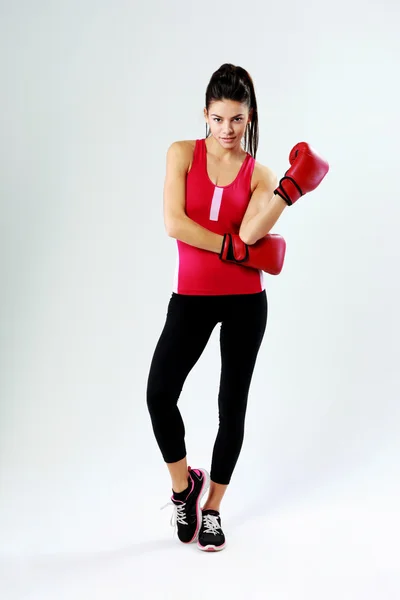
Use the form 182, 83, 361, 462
251, 160, 278, 192
166, 139, 196, 173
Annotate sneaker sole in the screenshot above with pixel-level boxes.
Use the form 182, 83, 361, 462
197, 541, 226, 552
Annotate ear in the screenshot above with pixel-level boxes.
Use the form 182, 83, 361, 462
203, 107, 208, 121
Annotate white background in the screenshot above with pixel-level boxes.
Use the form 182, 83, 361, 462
1, 0, 399, 598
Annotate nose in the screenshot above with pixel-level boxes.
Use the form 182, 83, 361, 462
222, 122, 234, 135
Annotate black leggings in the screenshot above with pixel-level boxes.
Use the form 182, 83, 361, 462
146, 290, 268, 485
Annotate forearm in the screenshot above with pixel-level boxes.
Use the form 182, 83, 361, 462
168, 216, 224, 253
240, 194, 287, 245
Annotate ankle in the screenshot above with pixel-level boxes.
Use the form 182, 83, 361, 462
202, 505, 220, 513
172, 477, 189, 494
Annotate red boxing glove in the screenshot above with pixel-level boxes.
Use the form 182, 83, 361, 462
220, 233, 286, 275
274, 142, 329, 206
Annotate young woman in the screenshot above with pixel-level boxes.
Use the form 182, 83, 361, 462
146, 63, 328, 552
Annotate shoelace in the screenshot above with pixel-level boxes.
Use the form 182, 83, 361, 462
202, 513, 221, 536
160, 500, 188, 538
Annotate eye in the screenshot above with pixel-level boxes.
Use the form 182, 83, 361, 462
213, 117, 243, 123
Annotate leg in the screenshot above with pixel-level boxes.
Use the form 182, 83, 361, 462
202, 481, 228, 512
146, 293, 217, 493
206, 291, 268, 500
167, 457, 189, 494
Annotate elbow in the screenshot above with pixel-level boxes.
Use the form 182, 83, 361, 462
239, 228, 258, 246
165, 216, 183, 238
239, 222, 258, 246
240, 224, 270, 246
165, 222, 176, 238
241, 233, 257, 246
238, 225, 249, 245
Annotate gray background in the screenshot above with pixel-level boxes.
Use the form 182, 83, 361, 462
0, 0, 399, 598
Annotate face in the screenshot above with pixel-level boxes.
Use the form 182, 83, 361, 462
204, 99, 251, 149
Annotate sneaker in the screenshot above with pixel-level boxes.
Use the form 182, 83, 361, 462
161, 466, 210, 544
197, 509, 226, 552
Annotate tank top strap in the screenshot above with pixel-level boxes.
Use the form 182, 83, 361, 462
241, 152, 256, 181
189, 138, 205, 171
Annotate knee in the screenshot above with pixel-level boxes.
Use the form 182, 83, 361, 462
146, 381, 163, 414
146, 380, 180, 416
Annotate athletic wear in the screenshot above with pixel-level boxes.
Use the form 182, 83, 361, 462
148, 138, 269, 544
173, 138, 265, 295
146, 291, 267, 485
160, 467, 210, 543
197, 509, 226, 552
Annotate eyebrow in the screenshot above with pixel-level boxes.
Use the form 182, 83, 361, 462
210, 113, 245, 118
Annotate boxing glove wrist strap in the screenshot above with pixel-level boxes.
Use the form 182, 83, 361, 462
219, 233, 249, 263
274, 176, 303, 206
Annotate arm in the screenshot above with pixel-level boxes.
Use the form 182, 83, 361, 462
163, 141, 224, 253
239, 164, 287, 246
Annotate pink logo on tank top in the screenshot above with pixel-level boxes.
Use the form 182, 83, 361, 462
209, 187, 224, 221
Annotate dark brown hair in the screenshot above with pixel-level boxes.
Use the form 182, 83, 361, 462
205, 63, 259, 158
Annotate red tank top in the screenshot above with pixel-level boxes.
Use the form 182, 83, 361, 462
173, 138, 265, 295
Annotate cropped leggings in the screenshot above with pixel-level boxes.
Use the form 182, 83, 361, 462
146, 290, 268, 485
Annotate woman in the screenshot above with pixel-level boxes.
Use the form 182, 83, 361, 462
146, 63, 328, 552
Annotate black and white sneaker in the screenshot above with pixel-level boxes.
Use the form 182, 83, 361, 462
197, 509, 226, 551
161, 467, 210, 544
